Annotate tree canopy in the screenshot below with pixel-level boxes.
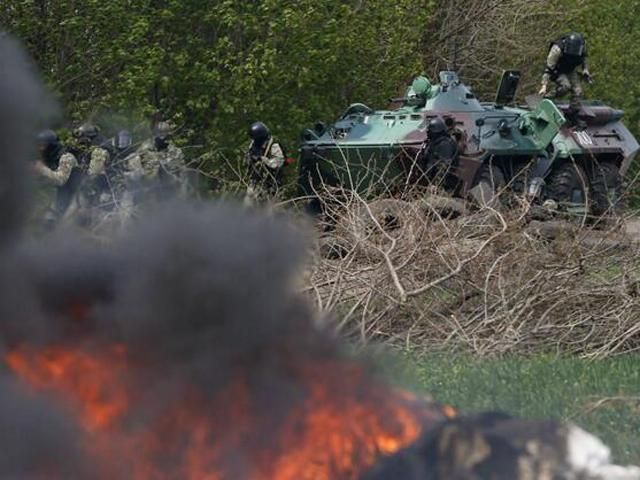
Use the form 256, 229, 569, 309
2, 0, 638, 190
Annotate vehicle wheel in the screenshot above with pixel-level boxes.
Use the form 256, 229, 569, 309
478, 163, 506, 190
546, 162, 589, 212
470, 163, 506, 207
590, 162, 625, 217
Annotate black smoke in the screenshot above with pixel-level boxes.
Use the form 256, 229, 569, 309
0, 200, 332, 478
0, 375, 90, 479
0, 195, 341, 478
0, 30, 400, 480
0, 32, 93, 479
0, 33, 53, 247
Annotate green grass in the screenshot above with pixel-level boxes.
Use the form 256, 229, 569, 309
398, 353, 640, 464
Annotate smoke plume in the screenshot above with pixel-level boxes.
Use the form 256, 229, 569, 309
0, 32, 435, 479
0, 375, 89, 479
0, 33, 54, 246
0, 32, 93, 479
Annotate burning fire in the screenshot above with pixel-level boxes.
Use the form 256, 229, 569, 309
6, 344, 129, 432
5, 343, 442, 479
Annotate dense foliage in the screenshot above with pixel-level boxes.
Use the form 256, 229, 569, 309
1, 0, 638, 190
1, 1, 432, 167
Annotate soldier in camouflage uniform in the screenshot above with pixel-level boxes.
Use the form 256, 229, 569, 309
73, 123, 114, 207
73, 123, 112, 171
538, 32, 592, 108
33, 129, 82, 227
155, 121, 186, 199
244, 121, 285, 205
125, 120, 185, 204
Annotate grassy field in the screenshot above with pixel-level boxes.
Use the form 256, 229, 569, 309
396, 353, 640, 464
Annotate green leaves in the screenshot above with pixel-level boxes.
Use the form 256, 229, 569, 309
8, 0, 638, 195
3, 1, 432, 151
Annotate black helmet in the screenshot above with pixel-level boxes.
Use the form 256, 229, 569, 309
74, 123, 99, 138
37, 129, 59, 147
427, 117, 447, 138
73, 123, 100, 146
562, 32, 585, 56
36, 129, 62, 160
114, 129, 132, 150
249, 121, 270, 143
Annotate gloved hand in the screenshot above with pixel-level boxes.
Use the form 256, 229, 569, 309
582, 70, 593, 84
538, 83, 548, 96
261, 156, 276, 170
262, 154, 286, 170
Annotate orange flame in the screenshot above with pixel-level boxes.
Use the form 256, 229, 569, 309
5, 345, 436, 479
6, 344, 130, 431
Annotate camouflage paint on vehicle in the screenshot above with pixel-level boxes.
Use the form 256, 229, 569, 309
297, 71, 639, 211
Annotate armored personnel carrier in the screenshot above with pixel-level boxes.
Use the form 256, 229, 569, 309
297, 70, 638, 217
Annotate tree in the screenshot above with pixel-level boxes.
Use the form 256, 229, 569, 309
2, 1, 433, 168
2, 0, 638, 196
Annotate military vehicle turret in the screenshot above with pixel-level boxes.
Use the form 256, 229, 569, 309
297, 70, 639, 218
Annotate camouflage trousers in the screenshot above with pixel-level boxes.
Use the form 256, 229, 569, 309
549, 71, 583, 104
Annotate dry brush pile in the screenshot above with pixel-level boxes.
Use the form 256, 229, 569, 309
304, 189, 640, 358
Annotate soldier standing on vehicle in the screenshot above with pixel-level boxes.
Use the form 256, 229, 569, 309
538, 32, 592, 107
244, 121, 285, 205
33, 129, 82, 227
